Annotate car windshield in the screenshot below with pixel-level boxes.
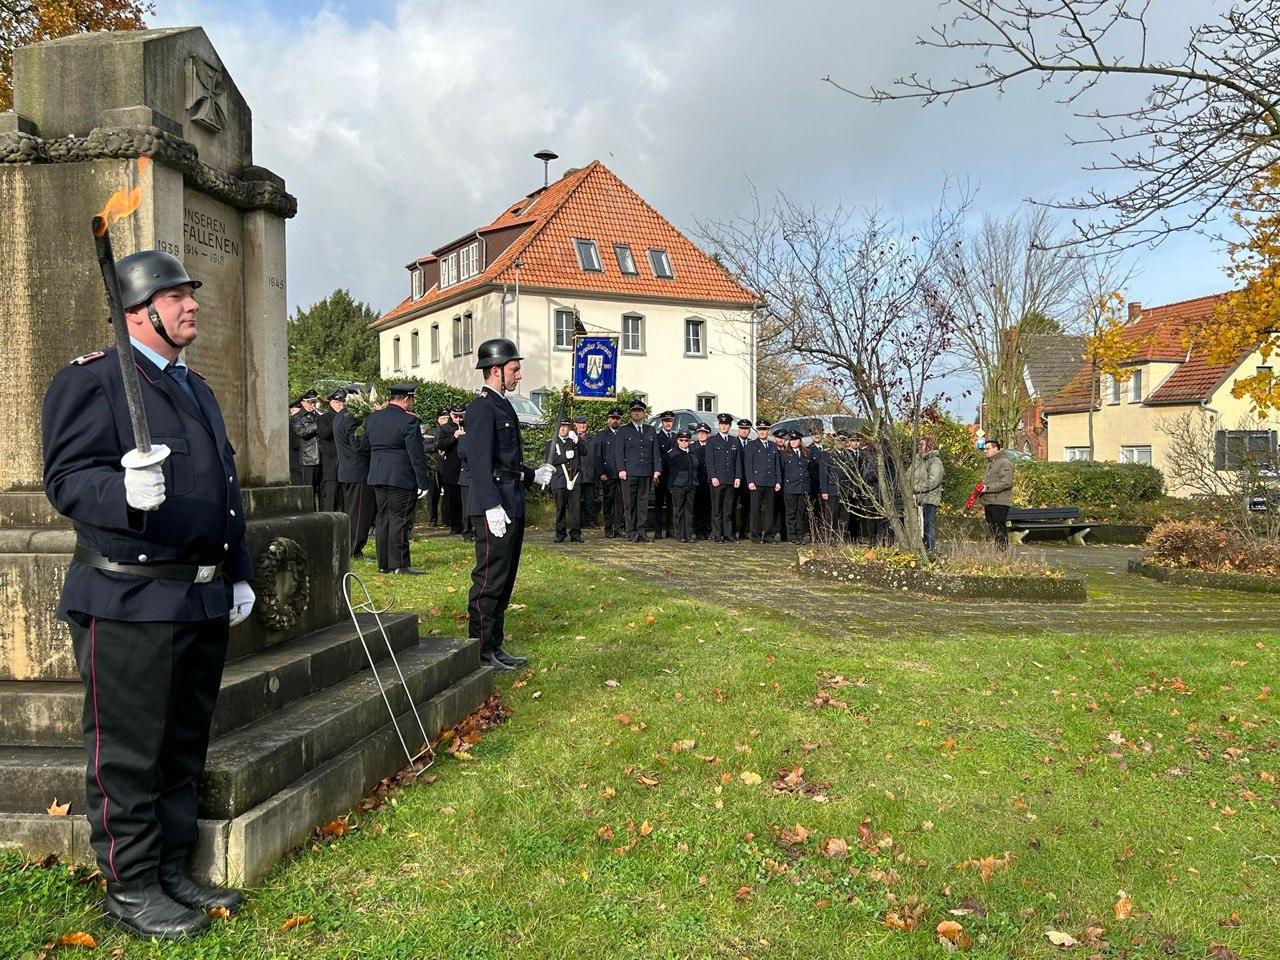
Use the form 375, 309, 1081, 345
506, 394, 542, 418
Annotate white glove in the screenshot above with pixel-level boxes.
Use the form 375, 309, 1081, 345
124, 462, 165, 511
533, 463, 554, 487
229, 580, 256, 627
565, 449, 575, 459
485, 505, 510, 538
417, 488, 429, 499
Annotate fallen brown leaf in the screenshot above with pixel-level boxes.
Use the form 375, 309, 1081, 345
281, 914, 313, 931
207, 905, 232, 919
1114, 890, 1133, 920
734, 885, 753, 901
56, 931, 97, 948
936, 919, 964, 942
47, 799, 70, 817
819, 837, 849, 859
319, 817, 348, 838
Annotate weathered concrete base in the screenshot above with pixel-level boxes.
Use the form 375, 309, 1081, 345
0, 652, 492, 885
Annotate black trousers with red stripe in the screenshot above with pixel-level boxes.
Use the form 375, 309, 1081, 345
68, 614, 228, 883
374, 484, 417, 571
468, 514, 525, 654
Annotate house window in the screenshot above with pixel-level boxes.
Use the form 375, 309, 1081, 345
462, 312, 474, 354
622, 313, 645, 354
458, 242, 480, 281
392, 335, 401, 372
1064, 446, 1091, 462
647, 248, 674, 279
684, 317, 706, 357
410, 329, 420, 367
573, 238, 602, 272
696, 393, 716, 413
614, 244, 637, 275
1215, 430, 1278, 471
1259, 365, 1274, 378
1105, 374, 1120, 404
1120, 445, 1152, 465
531, 388, 554, 411
411, 267, 424, 299
452, 315, 462, 357
554, 309, 577, 350
1129, 369, 1143, 402
430, 323, 440, 363
440, 253, 458, 289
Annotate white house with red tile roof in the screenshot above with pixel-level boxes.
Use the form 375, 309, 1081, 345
1042, 292, 1279, 494
373, 161, 761, 418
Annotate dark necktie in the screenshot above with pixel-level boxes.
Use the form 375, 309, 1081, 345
166, 364, 198, 404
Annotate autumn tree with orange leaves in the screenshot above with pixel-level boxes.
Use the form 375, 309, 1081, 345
1082, 291, 1146, 460
0, 0, 153, 111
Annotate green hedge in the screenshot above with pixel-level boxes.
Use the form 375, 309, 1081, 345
1012, 460, 1164, 508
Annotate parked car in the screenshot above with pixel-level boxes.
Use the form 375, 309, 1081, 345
771, 414, 866, 445
504, 391, 546, 428
647, 408, 723, 432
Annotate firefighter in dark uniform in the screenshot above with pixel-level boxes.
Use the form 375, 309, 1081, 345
781, 431, 812, 543
652, 411, 677, 538
613, 400, 662, 542
594, 408, 624, 537
317, 389, 343, 511
666, 430, 699, 542
463, 338, 554, 672
691, 423, 712, 539
546, 418, 583, 542
707, 412, 742, 542
288, 397, 303, 483
334, 387, 374, 557
808, 432, 835, 540
41, 251, 253, 940
574, 416, 600, 527
744, 419, 782, 543
437, 407, 465, 535
734, 418, 753, 538
366, 383, 431, 574
769, 428, 790, 541
292, 389, 322, 510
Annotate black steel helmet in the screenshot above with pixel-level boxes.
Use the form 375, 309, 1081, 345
475, 337, 522, 369
115, 251, 201, 309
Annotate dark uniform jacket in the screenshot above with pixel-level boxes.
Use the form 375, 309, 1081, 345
317, 408, 339, 482
706, 432, 741, 485
292, 409, 320, 466
41, 345, 252, 623
365, 404, 431, 491
809, 446, 836, 496
744, 438, 782, 487
546, 434, 581, 491
665, 446, 698, 489
613, 422, 662, 476
575, 432, 598, 483
781, 450, 812, 495
656, 429, 676, 474
288, 412, 302, 477
595, 427, 621, 480
436, 422, 463, 484
693, 442, 709, 484
333, 409, 370, 483
463, 387, 534, 517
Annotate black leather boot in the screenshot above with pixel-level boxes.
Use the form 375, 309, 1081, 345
102, 872, 211, 940
480, 650, 516, 671
494, 648, 528, 668
159, 861, 246, 913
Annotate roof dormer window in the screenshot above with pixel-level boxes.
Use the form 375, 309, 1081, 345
440, 252, 458, 289
647, 248, 673, 279
458, 241, 481, 281
574, 238, 603, 272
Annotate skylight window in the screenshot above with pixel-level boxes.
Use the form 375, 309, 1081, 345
574, 238, 603, 272
614, 244, 637, 275
647, 248, 673, 279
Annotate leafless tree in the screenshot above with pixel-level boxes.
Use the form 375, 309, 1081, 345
1158, 410, 1280, 540
829, 0, 1280, 248
701, 189, 970, 556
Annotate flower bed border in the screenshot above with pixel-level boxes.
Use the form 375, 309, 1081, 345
797, 552, 1087, 604
1127, 560, 1280, 595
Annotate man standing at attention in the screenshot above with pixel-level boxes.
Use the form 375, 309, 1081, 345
366, 383, 431, 574
42, 251, 254, 940
334, 387, 374, 558
706, 412, 741, 543
595, 408, 624, 538
614, 400, 662, 542
464, 338, 553, 672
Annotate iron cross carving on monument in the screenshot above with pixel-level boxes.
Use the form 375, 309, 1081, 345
186, 54, 227, 133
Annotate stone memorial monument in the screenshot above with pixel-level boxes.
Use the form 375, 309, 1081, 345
0, 27, 491, 883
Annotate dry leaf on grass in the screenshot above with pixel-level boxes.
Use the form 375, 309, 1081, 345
670, 739, 696, 753
734, 886, 753, 901
818, 837, 849, 859
739, 771, 763, 785
208, 905, 232, 919
318, 817, 347, 838
1114, 890, 1134, 920
936, 920, 964, 942
281, 914, 313, 931
56, 931, 97, 948
1045, 929, 1078, 947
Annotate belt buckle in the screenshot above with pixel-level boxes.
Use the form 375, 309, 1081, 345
195, 565, 216, 584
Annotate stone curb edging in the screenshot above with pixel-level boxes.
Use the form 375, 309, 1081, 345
0, 125, 297, 219
797, 552, 1087, 604
1127, 560, 1280, 595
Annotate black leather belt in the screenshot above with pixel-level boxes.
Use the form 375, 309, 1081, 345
73, 545, 223, 584
492, 468, 524, 481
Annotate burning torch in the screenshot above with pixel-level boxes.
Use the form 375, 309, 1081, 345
91, 156, 170, 479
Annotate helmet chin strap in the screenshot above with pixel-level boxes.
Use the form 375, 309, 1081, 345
496, 365, 509, 394
147, 302, 181, 350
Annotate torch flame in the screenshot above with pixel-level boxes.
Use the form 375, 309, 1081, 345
92, 156, 152, 237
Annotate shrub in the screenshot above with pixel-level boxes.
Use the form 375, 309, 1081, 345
1012, 460, 1164, 509
1225, 540, 1280, 576
1145, 520, 1234, 570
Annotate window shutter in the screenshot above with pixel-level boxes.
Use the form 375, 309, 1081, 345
1214, 430, 1227, 471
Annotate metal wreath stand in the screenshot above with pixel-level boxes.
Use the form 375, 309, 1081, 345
342, 572, 435, 774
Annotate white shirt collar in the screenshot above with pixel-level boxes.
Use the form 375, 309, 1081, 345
130, 336, 185, 373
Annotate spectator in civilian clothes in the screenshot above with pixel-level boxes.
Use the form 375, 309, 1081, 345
979, 438, 1014, 549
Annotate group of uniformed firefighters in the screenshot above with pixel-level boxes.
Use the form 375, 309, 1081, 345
545, 403, 892, 546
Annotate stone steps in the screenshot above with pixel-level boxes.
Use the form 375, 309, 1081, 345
0, 637, 484, 820
0, 612, 419, 746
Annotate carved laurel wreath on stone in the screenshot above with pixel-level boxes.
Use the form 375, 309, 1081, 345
253, 537, 310, 631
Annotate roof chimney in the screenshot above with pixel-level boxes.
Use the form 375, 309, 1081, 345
1127, 301, 1142, 323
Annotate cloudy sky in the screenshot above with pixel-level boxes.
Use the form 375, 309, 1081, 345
156, 0, 1228, 329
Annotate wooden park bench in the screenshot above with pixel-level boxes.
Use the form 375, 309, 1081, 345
1006, 507, 1092, 546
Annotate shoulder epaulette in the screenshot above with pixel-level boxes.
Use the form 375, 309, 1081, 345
71, 351, 106, 366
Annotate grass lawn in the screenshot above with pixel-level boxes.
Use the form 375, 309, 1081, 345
3, 535, 1279, 959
